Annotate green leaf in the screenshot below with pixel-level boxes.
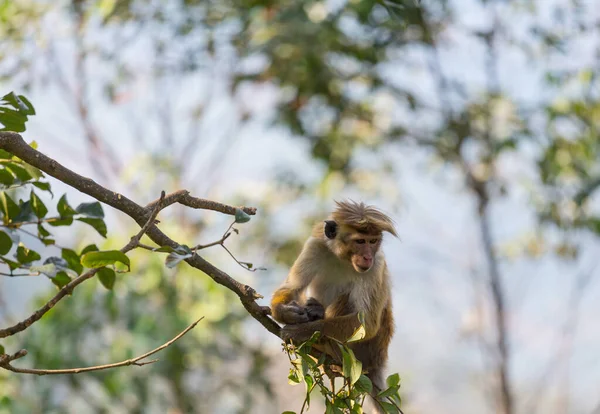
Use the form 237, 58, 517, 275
0, 168, 14, 185
61, 248, 83, 274
57, 194, 77, 217
32, 181, 52, 195
377, 401, 399, 413
50, 271, 71, 289
0, 344, 4, 354
37, 224, 50, 238
376, 386, 400, 400
77, 217, 107, 237
1, 257, 20, 271
282, 412, 297, 414
153, 245, 176, 253
0, 108, 27, 132
81, 250, 130, 270
80, 244, 99, 255
75, 201, 104, 218
386, 373, 400, 388
288, 368, 301, 385
22, 163, 43, 180
0, 192, 20, 221
355, 374, 373, 395
97, 267, 116, 290
234, 208, 251, 223
339, 344, 362, 386
0, 231, 12, 255
16, 244, 41, 263
346, 324, 366, 343
6, 163, 32, 182
30, 190, 48, 218
48, 217, 74, 227
351, 403, 363, 414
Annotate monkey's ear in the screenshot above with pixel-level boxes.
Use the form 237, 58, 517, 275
324, 220, 337, 239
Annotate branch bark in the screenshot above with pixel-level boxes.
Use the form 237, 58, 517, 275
0, 131, 281, 339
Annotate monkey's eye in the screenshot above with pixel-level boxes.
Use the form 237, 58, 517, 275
369, 239, 379, 244
355, 239, 366, 244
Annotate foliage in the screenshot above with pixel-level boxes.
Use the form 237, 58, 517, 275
0, 92, 272, 413
283, 325, 402, 414
0, 101, 117, 288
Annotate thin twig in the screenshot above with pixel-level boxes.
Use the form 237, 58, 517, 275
0, 317, 203, 375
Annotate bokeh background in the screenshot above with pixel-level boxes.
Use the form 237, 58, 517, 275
1, 0, 600, 413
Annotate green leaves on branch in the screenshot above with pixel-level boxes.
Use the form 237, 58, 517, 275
339, 344, 362, 386
283, 318, 403, 414
0, 91, 35, 132
81, 250, 130, 271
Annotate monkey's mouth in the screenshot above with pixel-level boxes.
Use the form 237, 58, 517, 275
355, 264, 371, 273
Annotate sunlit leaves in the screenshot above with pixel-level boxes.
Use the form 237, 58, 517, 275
16, 244, 41, 263
81, 250, 130, 270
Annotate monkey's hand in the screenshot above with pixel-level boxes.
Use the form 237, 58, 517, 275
276, 301, 310, 325
281, 322, 320, 344
305, 297, 325, 321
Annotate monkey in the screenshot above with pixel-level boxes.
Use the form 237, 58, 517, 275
270, 200, 397, 411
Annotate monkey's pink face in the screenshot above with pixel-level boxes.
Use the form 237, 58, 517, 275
349, 235, 380, 273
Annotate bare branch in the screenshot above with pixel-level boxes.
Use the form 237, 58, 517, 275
0, 317, 203, 375
147, 189, 257, 216
0, 132, 281, 338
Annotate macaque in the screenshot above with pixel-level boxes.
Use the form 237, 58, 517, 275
271, 200, 397, 409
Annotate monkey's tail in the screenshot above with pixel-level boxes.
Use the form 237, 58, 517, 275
365, 370, 386, 414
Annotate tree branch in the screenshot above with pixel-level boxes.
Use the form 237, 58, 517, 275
0, 191, 165, 339
0, 317, 204, 375
0, 131, 281, 338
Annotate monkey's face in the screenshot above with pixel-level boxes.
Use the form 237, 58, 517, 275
323, 220, 383, 273
348, 235, 380, 273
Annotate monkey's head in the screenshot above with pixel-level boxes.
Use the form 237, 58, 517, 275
321, 200, 397, 273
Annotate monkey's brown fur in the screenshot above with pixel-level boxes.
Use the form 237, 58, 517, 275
271, 200, 396, 409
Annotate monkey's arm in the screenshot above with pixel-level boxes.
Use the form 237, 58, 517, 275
281, 313, 363, 343
271, 241, 325, 325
